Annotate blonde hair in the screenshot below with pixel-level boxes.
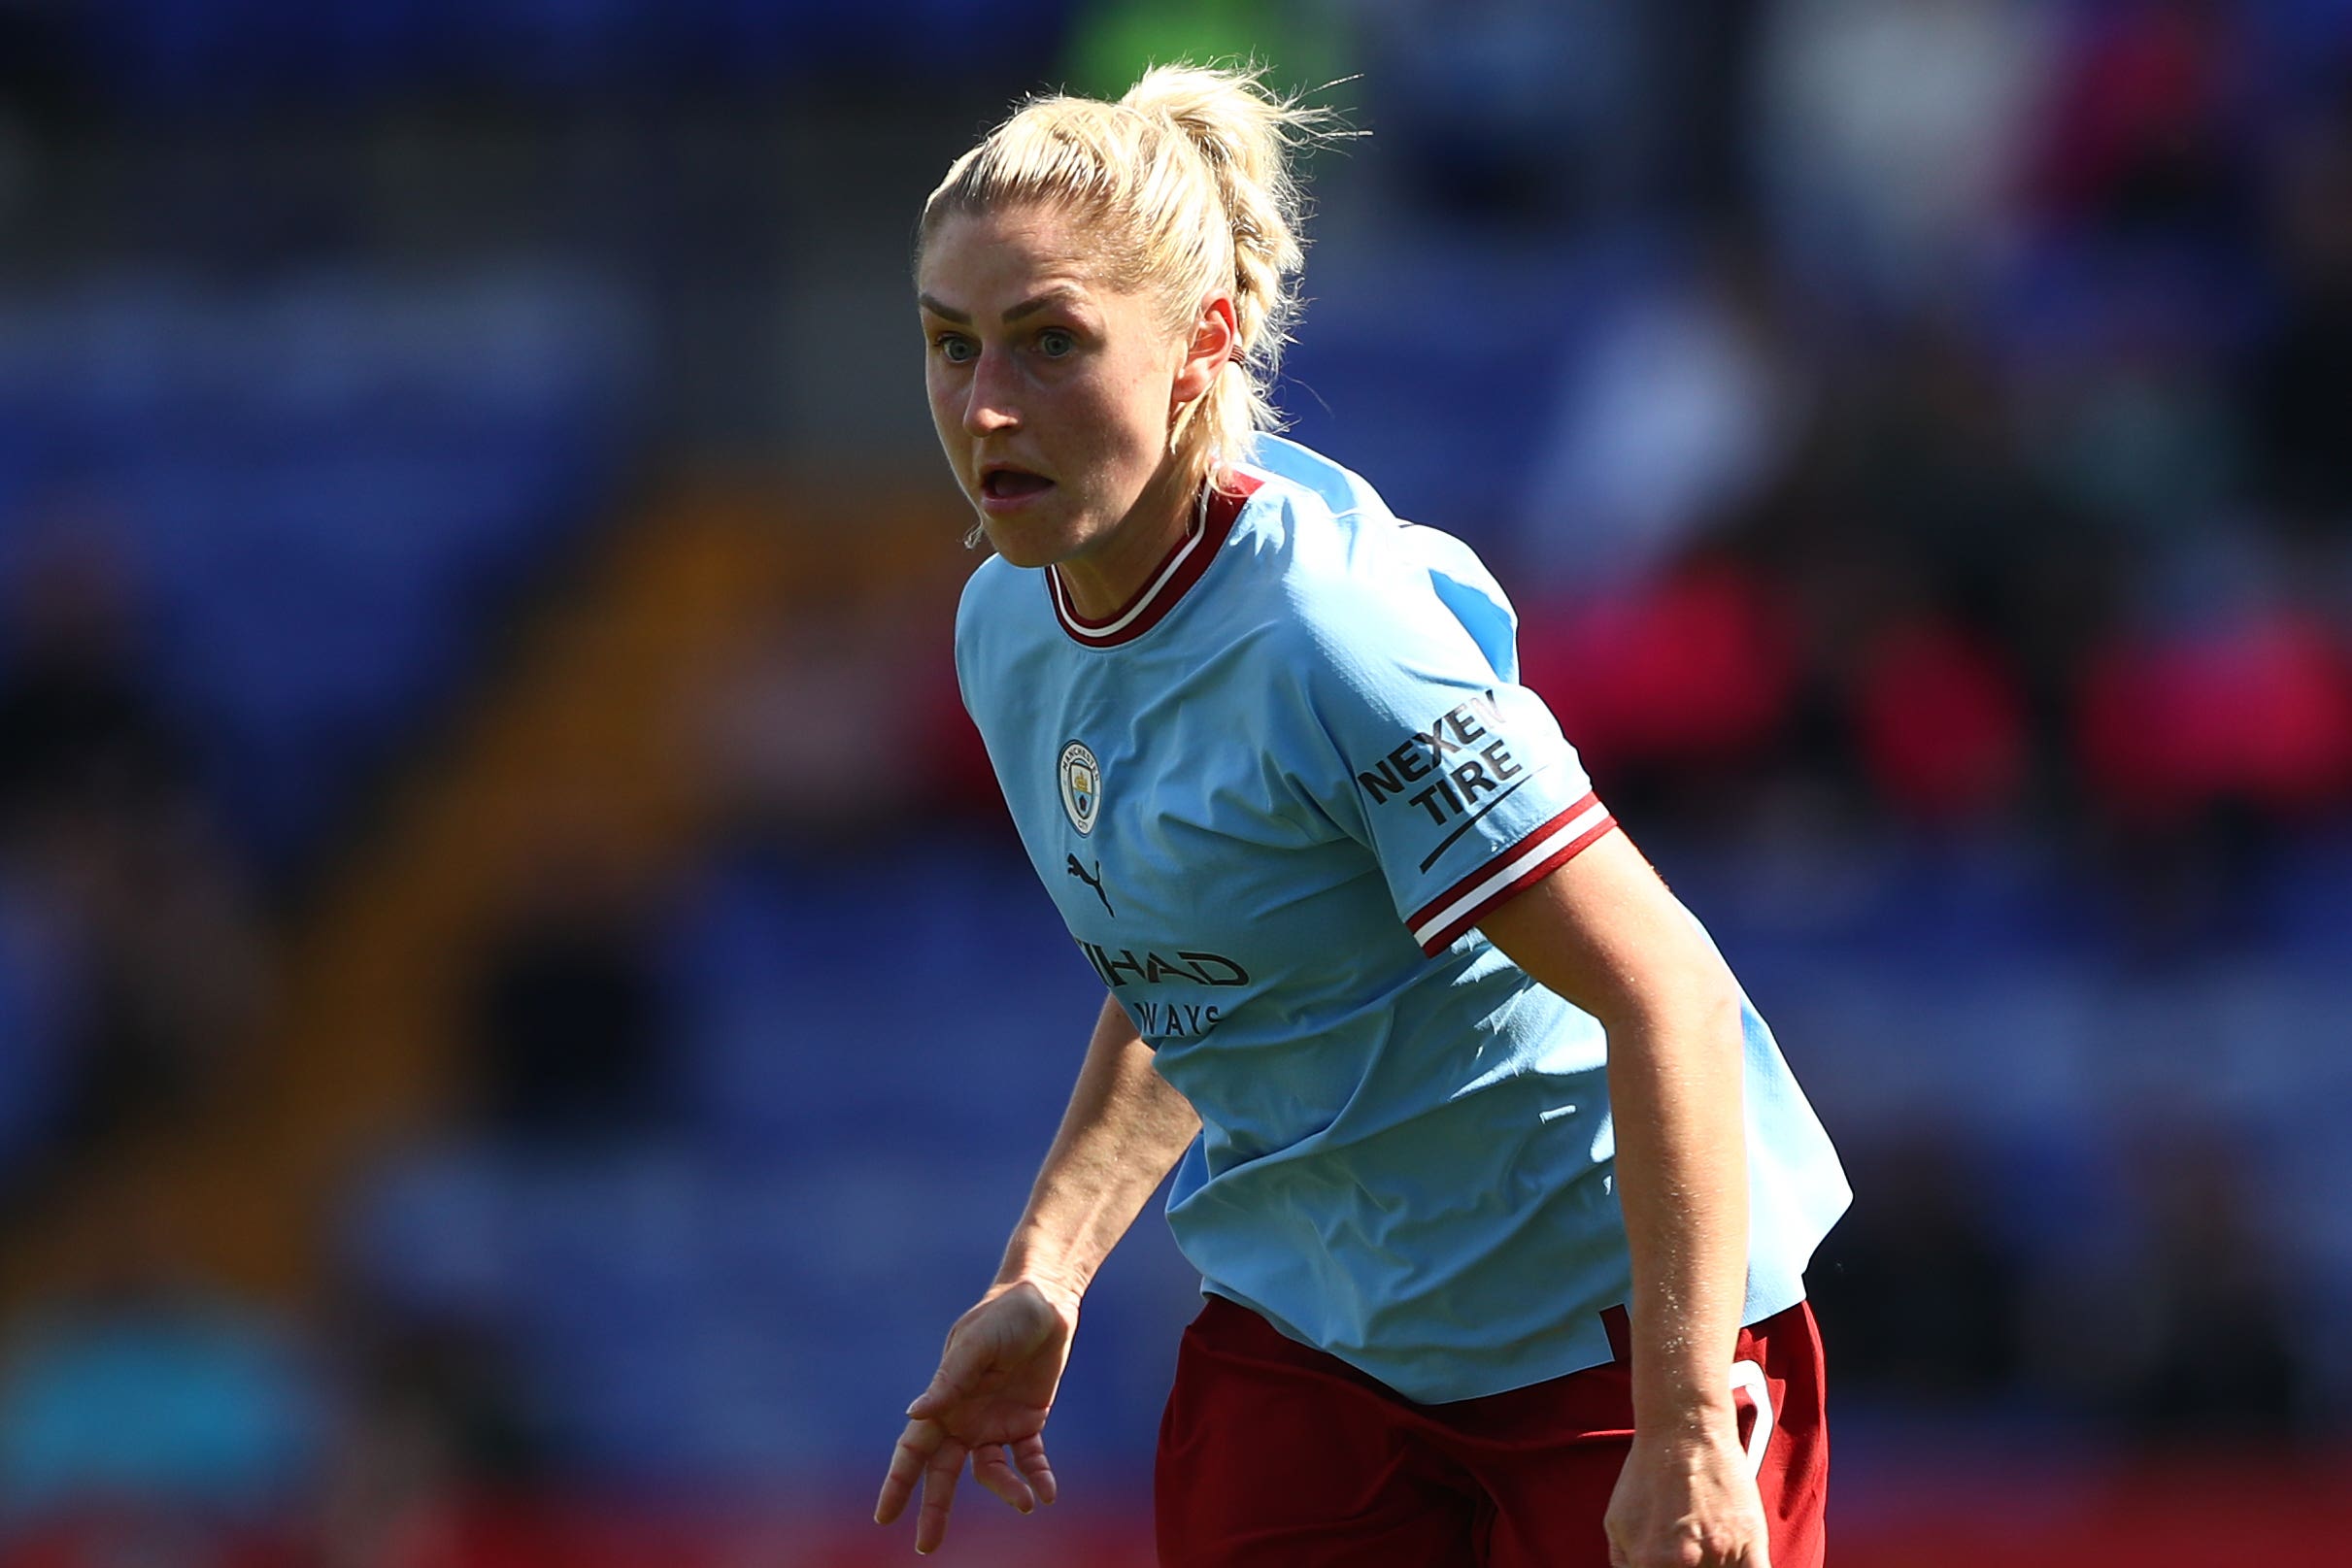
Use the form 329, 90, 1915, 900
921, 62, 1336, 497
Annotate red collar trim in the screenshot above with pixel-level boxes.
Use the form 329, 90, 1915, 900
1047, 474, 1260, 648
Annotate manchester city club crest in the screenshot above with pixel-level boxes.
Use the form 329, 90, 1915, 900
1058, 740, 1100, 835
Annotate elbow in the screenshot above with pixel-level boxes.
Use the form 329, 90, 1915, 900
1695, 976, 1747, 1056
1593, 960, 1745, 1058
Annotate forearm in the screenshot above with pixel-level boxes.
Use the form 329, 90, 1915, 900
1476, 833, 1753, 1439
1607, 984, 1749, 1437
997, 993, 1199, 1301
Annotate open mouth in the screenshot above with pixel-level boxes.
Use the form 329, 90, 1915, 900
981, 467, 1054, 503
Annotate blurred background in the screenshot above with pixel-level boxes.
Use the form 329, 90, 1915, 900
0, 0, 2347, 1563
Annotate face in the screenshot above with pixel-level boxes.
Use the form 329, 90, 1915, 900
917, 203, 1227, 581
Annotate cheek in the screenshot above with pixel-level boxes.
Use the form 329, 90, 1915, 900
924, 372, 963, 453
1076, 363, 1174, 474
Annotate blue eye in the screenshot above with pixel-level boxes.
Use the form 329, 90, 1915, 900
1037, 328, 1075, 357
936, 335, 976, 364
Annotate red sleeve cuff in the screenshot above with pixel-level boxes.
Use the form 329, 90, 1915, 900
1405, 793, 1617, 955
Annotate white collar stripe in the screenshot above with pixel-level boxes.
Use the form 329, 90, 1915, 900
1050, 522, 1204, 642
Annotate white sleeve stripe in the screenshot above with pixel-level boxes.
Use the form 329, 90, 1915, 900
1408, 798, 1614, 949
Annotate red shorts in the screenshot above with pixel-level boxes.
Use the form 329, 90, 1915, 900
1155, 1296, 1827, 1568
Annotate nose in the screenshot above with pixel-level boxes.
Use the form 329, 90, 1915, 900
961, 346, 1020, 438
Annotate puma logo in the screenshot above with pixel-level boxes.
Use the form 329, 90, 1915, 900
1065, 853, 1115, 917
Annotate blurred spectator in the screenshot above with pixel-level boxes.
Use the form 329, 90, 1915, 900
0, 1183, 321, 1524
2077, 599, 2352, 829
1805, 1132, 2027, 1407
463, 821, 671, 1148
0, 873, 74, 1184
2071, 580, 2352, 959
0, 0, 82, 125
2247, 75, 2352, 538
2022, 325, 2242, 548
1518, 230, 1814, 595
1519, 557, 1803, 805
692, 591, 938, 849
1758, 320, 2118, 819
1754, 0, 2053, 305
0, 522, 269, 1162
2028, 1122, 2312, 1443
318, 1309, 549, 1568
36, 794, 270, 1150
1849, 612, 2031, 823
0, 525, 191, 837
2031, 0, 2258, 246
1358, 0, 1658, 225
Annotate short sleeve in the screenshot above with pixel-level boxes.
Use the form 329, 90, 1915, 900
1298, 578, 1617, 956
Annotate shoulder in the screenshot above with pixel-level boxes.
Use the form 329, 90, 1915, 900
1241, 431, 1393, 529
955, 549, 1026, 624
954, 550, 1039, 660
1231, 436, 1518, 682
952, 551, 1061, 725
1230, 436, 1407, 635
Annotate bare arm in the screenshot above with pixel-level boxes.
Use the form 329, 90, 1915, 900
877, 993, 1197, 1553
998, 991, 1202, 1306
1479, 828, 1767, 1568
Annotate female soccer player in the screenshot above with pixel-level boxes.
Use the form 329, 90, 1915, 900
873, 64, 1850, 1568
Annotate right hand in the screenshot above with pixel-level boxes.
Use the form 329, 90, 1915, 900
1603, 1423, 1771, 1568
874, 1279, 1078, 1554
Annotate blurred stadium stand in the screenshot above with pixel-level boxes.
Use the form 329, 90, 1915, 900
0, 270, 645, 865
1, 1, 2349, 1564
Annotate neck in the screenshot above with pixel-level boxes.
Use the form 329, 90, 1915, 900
1053, 461, 1206, 621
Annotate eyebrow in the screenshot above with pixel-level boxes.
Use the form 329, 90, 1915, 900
918, 286, 1087, 325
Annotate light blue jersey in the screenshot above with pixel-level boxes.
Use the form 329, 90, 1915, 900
956, 434, 1849, 1404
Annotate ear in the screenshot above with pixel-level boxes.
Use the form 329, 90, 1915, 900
1171, 292, 1237, 409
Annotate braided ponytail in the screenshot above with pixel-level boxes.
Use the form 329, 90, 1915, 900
922, 62, 1340, 494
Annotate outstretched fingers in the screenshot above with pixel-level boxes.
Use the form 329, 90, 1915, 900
875, 1417, 944, 1527
915, 1432, 970, 1554
1011, 1433, 1058, 1506
970, 1444, 1036, 1514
